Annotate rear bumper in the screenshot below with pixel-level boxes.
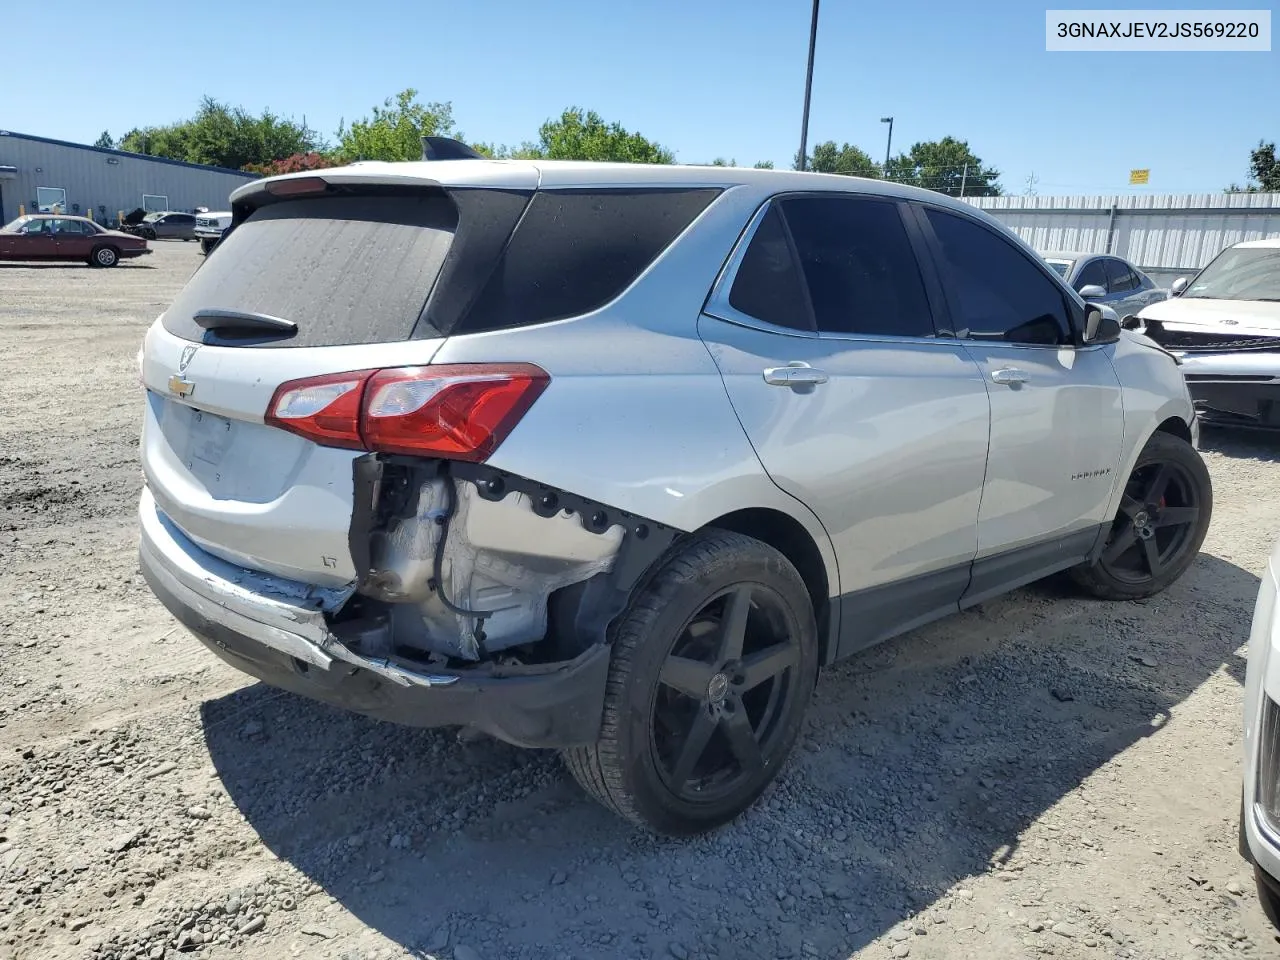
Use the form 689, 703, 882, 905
121, 248, 152, 258
138, 488, 610, 748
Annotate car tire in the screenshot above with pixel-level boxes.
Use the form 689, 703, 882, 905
141, 228, 156, 241
562, 529, 819, 835
1256, 865, 1280, 930
200, 238, 216, 256
89, 246, 119, 268
1071, 431, 1212, 600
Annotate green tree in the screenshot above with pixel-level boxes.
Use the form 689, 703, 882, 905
119, 124, 192, 161
117, 100, 319, 169
93, 131, 114, 150
526, 108, 673, 164
794, 141, 878, 177
1227, 140, 1280, 193
335, 89, 459, 162
885, 136, 1001, 196
753, 160, 774, 169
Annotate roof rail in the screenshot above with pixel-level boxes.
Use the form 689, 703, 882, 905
420, 136, 485, 162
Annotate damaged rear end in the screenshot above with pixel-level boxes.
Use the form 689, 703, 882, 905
136, 163, 714, 747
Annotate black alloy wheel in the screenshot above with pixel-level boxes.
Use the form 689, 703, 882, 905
651, 584, 802, 806
1072, 431, 1212, 600
563, 530, 818, 835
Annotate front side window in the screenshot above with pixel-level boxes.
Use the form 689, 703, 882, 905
1105, 258, 1139, 293
925, 208, 1069, 346
778, 196, 934, 338
1074, 259, 1108, 291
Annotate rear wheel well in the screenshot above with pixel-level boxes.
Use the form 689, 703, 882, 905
1155, 416, 1192, 445
703, 508, 831, 660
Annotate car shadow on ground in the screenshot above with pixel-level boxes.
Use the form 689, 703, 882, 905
1200, 426, 1280, 463
0, 262, 155, 270
202, 552, 1258, 959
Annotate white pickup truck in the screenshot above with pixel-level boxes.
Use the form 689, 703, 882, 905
194, 211, 232, 255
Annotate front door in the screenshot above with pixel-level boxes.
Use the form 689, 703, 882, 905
12, 220, 58, 259
918, 205, 1125, 602
700, 194, 991, 656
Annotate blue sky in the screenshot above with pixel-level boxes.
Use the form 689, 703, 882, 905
4, 0, 1274, 195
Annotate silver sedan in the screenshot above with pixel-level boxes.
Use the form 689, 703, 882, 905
1043, 251, 1168, 321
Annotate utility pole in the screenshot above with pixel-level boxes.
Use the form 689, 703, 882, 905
880, 117, 894, 175
959, 163, 968, 198
797, 0, 820, 171
1025, 171, 1039, 196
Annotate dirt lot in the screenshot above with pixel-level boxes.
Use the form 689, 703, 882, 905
2, 243, 1280, 960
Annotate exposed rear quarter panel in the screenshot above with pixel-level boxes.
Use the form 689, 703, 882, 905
436, 185, 841, 598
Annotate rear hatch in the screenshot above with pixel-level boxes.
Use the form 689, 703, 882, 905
140, 171, 535, 586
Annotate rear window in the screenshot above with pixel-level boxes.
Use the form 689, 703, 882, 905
162, 193, 458, 348
456, 188, 721, 334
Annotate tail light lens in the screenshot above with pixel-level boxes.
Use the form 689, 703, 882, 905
264, 363, 548, 462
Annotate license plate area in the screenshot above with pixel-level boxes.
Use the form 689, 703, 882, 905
190, 409, 235, 468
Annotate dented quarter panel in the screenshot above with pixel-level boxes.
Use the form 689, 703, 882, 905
431, 184, 842, 602
366, 478, 624, 659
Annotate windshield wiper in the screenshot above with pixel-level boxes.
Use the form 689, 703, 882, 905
193, 309, 297, 337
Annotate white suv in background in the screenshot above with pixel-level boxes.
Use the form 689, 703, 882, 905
194, 211, 231, 255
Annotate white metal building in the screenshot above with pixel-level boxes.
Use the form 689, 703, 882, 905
965, 192, 1280, 286
0, 131, 257, 226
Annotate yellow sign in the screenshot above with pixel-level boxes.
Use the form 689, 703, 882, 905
1129, 169, 1150, 185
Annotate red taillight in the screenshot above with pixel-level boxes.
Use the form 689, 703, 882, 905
265, 370, 373, 450
264, 364, 549, 462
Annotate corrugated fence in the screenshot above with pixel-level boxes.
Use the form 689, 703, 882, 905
963, 192, 1280, 286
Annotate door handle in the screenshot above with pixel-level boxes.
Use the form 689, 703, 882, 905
763, 362, 829, 386
990, 367, 1030, 385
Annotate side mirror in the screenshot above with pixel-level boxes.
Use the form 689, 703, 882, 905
1083, 304, 1122, 344
1170, 277, 1188, 297
1078, 284, 1106, 301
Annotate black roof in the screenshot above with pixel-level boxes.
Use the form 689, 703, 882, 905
0, 130, 259, 179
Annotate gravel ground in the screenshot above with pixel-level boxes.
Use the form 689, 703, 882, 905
3, 243, 1280, 960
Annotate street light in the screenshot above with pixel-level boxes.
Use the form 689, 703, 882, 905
797, 0, 820, 172
880, 117, 893, 175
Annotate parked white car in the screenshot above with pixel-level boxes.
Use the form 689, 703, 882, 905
194, 211, 231, 256
1134, 239, 1280, 431
1241, 536, 1280, 928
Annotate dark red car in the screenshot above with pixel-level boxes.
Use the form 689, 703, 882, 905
0, 215, 151, 267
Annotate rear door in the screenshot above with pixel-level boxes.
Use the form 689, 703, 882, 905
699, 193, 990, 656
52, 219, 94, 258
140, 186, 481, 586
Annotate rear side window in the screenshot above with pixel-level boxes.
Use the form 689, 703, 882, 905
925, 208, 1069, 346
162, 193, 457, 348
779, 196, 934, 338
727, 204, 814, 332
459, 188, 720, 333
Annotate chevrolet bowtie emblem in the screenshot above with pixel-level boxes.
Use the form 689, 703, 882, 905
168, 375, 195, 398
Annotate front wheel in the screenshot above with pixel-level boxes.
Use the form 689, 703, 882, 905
200, 238, 216, 255
563, 529, 819, 835
1071, 431, 1212, 600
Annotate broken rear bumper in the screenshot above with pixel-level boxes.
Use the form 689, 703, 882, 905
138, 488, 610, 749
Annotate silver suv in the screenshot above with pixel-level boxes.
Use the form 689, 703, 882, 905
138, 147, 1213, 835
